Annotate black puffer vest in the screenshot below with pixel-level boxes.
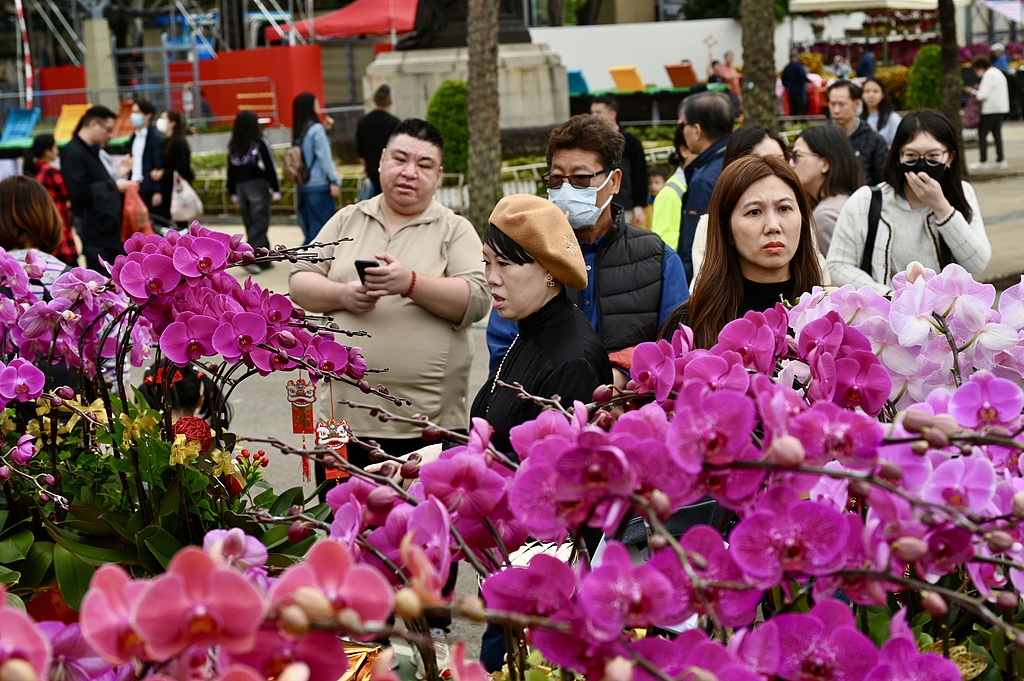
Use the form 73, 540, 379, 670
568, 207, 664, 352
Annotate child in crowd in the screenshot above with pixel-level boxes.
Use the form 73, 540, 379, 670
645, 166, 668, 230
139, 360, 232, 430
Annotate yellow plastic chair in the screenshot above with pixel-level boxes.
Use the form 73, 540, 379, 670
54, 103, 92, 144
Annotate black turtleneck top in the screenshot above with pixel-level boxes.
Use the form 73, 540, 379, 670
660, 278, 794, 342
472, 292, 612, 457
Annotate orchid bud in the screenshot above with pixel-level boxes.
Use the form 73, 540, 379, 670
848, 479, 871, 498
901, 408, 933, 433
358, 380, 372, 394
50, 396, 63, 408
291, 306, 306, 320
277, 331, 298, 349
287, 521, 309, 544
288, 504, 302, 516
279, 604, 311, 635
987, 530, 1015, 553
377, 462, 396, 478
604, 657, 634, 681
921, 591, 948, 617
394, 587, 424, 620
239, 252, 255, 266
366, 486, 397, 515
38, 493, 49, 503
592, 385, 613, 403
335, 607, 365, 635
649, 535, 668, 551
400, 460, 421, 480
1012, 492, 1024, 518
891, 537, 929, 563
625, 380, 639, 392
43, 474, 55, 486
910, 440, 930, 455
0, 658, 39, 681
0, 467, 9, 483
56, 385, 75, 400
648, 489, 672, 519
291, 586, 335, 620
456, 595, 487, 623
276, 350, 290, 365
767, 435, 806, 468
421, 425, 439, 442
906, 260, 927, 283
878, 461, 903, 482
931, 413, 960, 437
592, 409, 614, 429
305, 321, 318, 333
922, 427, 950, 450
997, 590, 1021, 612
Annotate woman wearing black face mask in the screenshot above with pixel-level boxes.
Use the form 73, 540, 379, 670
826, 110, 989, 294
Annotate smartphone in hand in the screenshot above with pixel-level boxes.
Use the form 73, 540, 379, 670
354, 259, 380, 285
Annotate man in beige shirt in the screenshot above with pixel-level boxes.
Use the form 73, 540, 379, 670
290, 118, 489, 472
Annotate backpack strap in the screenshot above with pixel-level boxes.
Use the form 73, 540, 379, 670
860, 186, 883, 277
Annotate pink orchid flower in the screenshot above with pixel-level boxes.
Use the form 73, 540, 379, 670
221, 630, 349, 681
0, 587, 52, 680
131, 547, 265, 659
79, 565, 152, 665
202, 528, 268, 571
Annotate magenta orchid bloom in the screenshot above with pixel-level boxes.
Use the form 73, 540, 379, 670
37, 622, 115, 681
949, 370, 1024, 429
160, 314, 221, 365
712, 314, 776, 374
49, 267, 108, 313
203, 528, 269, 571
789, 402, 885, 469
131, 547, 265, 659
632, 340, 677, 402
117, 253, 181, 302
211, 313, 269, 363
302, 337, 350, 379
865, 636, 962, 681
79, 565, 151, 665
172, 236, 229, 278
772, 600, 880, 681
833, 350, 891, 416
420, 450, 507, 521
221, 630, 349, 681
480, 553, 576, 617
0, 587, 52, 680
450, 642, 489, 681
579, 542, 675, 634
8, 434, 36, 466
0, 358, 45, 403
681, 351, 750, 394
668, 383, 756, 472
269, 537, 394, 626
921, 455, 996, 513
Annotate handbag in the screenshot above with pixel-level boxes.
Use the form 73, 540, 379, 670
170, 171, 204, 223
962, 95, 981, 129
121, 183, 155, 242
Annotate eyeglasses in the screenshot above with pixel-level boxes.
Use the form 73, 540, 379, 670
542, 169, 610, 189
900, 151, 948, 165
789, 150, 819, 163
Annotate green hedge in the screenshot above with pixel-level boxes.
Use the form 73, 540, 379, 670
425, 79, 469, 175
907, 45, 945, 111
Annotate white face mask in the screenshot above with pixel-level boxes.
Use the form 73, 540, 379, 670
156, 118, 169, 134
547, 172, 614, 230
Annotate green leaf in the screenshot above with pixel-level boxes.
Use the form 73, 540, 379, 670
269, 487, 305, 517
275, 534, 317, 557
259, 524, 290, 549
136, 525, 182, 573
0, 528, 34, 563
0, 510, 8, 533
43, 521, 138, 566
0, 565, 21, 585
307, 503, 331, 522
53, 544, 95, 611
6, 590, 25, 610
18, 542, 54, 590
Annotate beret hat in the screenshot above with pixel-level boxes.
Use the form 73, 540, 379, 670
488, 194, 588, 290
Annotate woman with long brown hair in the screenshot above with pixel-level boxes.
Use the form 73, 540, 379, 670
661, 155, 823, 348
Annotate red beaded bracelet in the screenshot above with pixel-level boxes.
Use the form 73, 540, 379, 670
401, 271, 417, 298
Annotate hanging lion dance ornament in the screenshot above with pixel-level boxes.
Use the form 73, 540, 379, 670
315, 418, 351, 481
286, 377, 316, 434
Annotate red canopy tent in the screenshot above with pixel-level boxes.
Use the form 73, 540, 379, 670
267, 0, 418, 42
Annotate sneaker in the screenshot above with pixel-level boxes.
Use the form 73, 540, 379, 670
413, 629, 452, 680
243, 264, 262, 275
968, 161, 992, 171
995, 160, 1010, 170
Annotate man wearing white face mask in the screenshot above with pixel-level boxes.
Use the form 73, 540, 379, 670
128, 98, 165, 218
486, 115, 688, 387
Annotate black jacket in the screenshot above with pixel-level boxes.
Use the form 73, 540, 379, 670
612, 128, 649, 211
128, 125, 165, 200
847, 120, 889, 186
472, 292, 611, 457
227, 137, 280, 195
568, 206, 665, 353
61, 136, 123, 257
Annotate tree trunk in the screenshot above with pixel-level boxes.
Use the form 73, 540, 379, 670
938, 0, 964, 172
577, 0, 605, 25
548, 0, 566, 26
740, 0, 778, 129
467, 0, 502, 235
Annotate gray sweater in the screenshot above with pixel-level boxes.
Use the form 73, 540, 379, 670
826, 182, 989, 294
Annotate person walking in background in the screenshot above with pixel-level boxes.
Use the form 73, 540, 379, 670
356, 85, 400, 197
991, 42, 1010, 71
853, 43, 876, 78
790, 125, 865, 256
22, 134, 78, 266
128, 98, 165, 218
968, 55, 1010, 171
62, 106, 131, 271
781, 52, 809, 118
228, 111, 281, 274
151, 109, 195, 231
292, 92, 340, 244
860, 77, 902, 147
827, 80, 889, 186
590, 95, 649, 227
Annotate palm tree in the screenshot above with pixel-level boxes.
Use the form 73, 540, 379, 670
740, 0, 778, 129
938, 0, 963, 168
467, 0, 502, 234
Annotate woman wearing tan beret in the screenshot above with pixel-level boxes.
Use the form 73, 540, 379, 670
473, 194, 612, 456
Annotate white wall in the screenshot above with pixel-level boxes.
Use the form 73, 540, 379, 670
528, 14, 872, 92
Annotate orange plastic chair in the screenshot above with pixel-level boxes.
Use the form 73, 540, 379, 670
609, 66, 646, 93
665, 62, 699, 88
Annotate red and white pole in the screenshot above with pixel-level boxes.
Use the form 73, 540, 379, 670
14, 0, 33, 109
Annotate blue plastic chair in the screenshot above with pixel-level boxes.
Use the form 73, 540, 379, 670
568, 69, 589, 97
0, 108, 41, 144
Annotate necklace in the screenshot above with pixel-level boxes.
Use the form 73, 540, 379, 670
489, 334, 520, 397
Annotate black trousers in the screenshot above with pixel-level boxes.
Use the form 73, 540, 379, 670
787, 90, 807, 117
236, 178, 272, 253
979, 113, 1005, 162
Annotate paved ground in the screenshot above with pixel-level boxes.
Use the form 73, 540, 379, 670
188, 122, 1024, 663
